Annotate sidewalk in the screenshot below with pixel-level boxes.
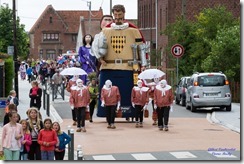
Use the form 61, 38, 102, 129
210, 103, 240, 133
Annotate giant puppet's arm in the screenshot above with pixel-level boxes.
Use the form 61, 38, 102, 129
91, 32, 108, 65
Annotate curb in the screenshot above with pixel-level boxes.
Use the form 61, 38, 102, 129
49, 103, 63, 124
209, 112, 240, 134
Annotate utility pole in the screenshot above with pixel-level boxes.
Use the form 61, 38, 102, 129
182, 0, 186, 19
13, 0, 19, 98
110, 0, 112, 15
87, 1, 91, 34
155, 0, 158, 67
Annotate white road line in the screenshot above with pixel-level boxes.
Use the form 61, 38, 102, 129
131, 153, 157, 160
93, 155, 115, 160
170, 151, 197, 159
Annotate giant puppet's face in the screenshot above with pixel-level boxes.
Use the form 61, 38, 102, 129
113, 10, 124, 25
101, 16, 113, 29
85, 35, 92, 44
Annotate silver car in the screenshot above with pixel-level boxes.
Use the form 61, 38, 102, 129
185, 72, 232, 112
175, 76, 191, 106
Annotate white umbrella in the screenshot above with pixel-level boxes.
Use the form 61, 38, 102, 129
60, 67, 87, 76
138, 69, 165, 80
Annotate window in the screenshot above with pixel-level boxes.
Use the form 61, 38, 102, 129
72, 34, 77, 42
46, 49, 56, 60
50, 17, 53, 23
198, 75, 225, 86
43, 33, 59, 41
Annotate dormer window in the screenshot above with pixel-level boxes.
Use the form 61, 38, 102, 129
50, 17, 53, 23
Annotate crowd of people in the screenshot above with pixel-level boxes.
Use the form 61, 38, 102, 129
0, 105, 71, 160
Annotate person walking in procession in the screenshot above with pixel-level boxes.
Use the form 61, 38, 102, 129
131, 80, 149, 127
154, 80, 174, 131
70, 79, 90, 132
101, 79, 121, 129
66, 75, 79, 126
88, 78, 99, 122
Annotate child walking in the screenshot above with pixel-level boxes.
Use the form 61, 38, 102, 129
52, 122, 71, 160
19, 119, 32, 160
0, 112, 24, 160
38, 118, 57, 160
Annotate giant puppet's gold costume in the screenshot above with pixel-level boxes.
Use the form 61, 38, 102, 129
100, 24, 143, 71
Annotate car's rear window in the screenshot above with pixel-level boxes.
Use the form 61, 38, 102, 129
197, 75, 225, 86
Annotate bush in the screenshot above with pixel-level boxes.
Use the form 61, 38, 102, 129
4, 57, 14, 96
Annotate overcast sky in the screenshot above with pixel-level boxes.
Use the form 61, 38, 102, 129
0, 0, 138, 31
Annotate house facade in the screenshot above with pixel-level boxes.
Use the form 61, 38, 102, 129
29, 5, 103, 60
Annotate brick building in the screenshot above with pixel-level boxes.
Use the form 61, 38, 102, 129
138, 0, 240, 68
29, 5, 103, 60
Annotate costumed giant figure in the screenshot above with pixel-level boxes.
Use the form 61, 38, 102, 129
92, 4, 149, 118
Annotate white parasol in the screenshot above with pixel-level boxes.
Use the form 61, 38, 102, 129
60, 67, 87, 76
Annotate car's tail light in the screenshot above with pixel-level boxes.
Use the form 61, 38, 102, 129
225, 93, 231, 97
225, 80, 229, 85
194, 82, 198, 86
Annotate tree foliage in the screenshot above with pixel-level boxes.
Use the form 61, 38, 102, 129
163, 6, 240, 81
0, 4, 29, 59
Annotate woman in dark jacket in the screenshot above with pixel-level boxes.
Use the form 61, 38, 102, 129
29, 80, 42, 110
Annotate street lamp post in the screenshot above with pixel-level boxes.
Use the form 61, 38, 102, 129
13, 0, 19, 98
87, 1, 91, 34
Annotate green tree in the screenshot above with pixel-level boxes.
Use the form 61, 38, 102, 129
202, 24, 240, 81
0, 4, 29, 59
163, 5, 240, 81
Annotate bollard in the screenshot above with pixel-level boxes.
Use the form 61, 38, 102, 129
67, 126, 71, 160
78, 150, 84, 160
70, 128, 75, 160
62, 80, 65, 100
46, 90, 50, 116
52, 81, 54, 101
43, 85, 46, 110
77, 145, 81, 160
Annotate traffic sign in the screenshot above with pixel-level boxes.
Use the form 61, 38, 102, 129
171, 44, 184, 58
7, 46, 14, 55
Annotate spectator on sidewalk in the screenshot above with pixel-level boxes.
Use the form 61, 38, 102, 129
52, 122, 71, 160
0, 112, 24, 160
6, 90, 19, 109
26, 66, 33, 83
38, 118, 57, 160
19, 61, 27, 80
66, 75, 79, 126
19, 119, 32, 160
51, 69, 66, 99
29, 80, 42, 111
27, 107, 43, 160
88, 78, 99, 122
3, 104, 21, 125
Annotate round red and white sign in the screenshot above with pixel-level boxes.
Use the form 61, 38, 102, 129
171, 44, 184, 58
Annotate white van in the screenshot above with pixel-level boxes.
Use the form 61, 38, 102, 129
185, 72, 232, 112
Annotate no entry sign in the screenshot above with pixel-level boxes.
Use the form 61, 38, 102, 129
171, 44, 184, 58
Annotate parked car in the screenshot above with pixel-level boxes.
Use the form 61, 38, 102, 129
185, 72, 232, 112
175, 76, 191, 106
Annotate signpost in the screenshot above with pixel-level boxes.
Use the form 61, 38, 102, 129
7, 46, 14, 55
171, 44, 184, 82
